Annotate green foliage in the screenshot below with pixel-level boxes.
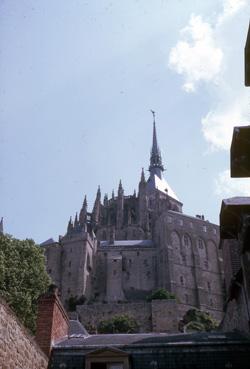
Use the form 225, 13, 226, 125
182, 309, 219, 332
98, 314, 138, 334
0, 234, 51, 333
67, 295, 86, 311
146, 288, 176, 301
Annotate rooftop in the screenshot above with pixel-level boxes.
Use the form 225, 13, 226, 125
54, 331, 250, 350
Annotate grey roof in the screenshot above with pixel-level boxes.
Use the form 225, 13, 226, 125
40, 238, 56, 246
147, 174, 180, 201
168, 210, 218, 225
69, 320, 89, 337
55, 331, 250, 350
100, 240, 153, 247
220, 197, 250, 239
221, 197, 250, 206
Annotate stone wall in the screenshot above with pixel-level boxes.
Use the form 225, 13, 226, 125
151, 299, 179, 332
155, 211, 224, 316
77, 301, 152, 333
221, 291, 249, 333
0, 298, 48, 369
76, 300, 180, 333
95, 247, 156, 302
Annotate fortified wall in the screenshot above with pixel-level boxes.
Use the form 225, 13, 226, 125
75, 298, 223, 334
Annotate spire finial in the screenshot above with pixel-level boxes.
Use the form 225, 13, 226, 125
150, 109, 156, 124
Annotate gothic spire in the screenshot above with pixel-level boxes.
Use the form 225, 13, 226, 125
149, 110, 164, 178
0, 217, 3, 234
118, 180, 124, 196
96, 185, 101, 199
103, 193, 108, 206
79, 196, 87, 226
92, 186, 101, 224
67, 216, 73, 233
74, 212, 78, 228
140, 167, 146, 184
117, 180, 124, 228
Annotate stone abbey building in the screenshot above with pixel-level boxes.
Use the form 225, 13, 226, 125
43, 119, 225, 331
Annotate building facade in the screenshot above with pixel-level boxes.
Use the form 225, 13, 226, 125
43, 119, 225, 327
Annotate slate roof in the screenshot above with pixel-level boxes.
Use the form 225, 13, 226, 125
40, 238, 56, 246
68, 320, 89, 337
147, 174, 180, 202
220, 197, 250, 239
55, 331, 250, 349
100, 240, 153, 247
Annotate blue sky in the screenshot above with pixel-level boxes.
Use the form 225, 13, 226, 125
1, 0, 250, 243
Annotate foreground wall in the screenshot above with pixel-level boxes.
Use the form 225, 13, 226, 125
0, 298, 48, 369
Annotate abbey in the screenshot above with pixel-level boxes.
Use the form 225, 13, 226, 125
43, 118, 225, 330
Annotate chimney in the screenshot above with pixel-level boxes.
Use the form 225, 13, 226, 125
36, 284, 69, 357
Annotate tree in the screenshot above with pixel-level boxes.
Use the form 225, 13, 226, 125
0, 234, 51, 333
66, 295, 86, 311
146, 288, 176, 301
98, 314, 138, 333
181, 309, 219, 332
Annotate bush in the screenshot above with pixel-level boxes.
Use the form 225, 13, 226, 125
67, 295, 86, 311
146, 288, 175, 301
182, 309, 219, 332
98, 314, 138, 333
0, 234, 51, 333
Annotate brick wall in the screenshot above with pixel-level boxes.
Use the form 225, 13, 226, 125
36, 288, 69, 357
0, 298, 48, 369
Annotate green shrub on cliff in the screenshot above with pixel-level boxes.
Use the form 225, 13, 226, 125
146, 288, 176, 301
182, 309, 219, 332
98, 314, 138, 333
0, 234, 51, 333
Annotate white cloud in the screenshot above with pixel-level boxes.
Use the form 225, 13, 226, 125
202, 92, 250, 150
215, 169, 250, 196
169, 15, 223, 92
169, 0, 250, 152
218, 0, 247, 24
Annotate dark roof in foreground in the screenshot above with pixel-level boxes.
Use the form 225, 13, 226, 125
50, 331, 250, 369
55, 331, 250, 350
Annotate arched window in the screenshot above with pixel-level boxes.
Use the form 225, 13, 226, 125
183, 234, 191, 247
171, 231, 181, 263
197, 238, 207, 259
